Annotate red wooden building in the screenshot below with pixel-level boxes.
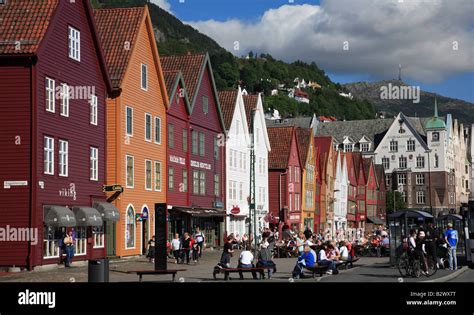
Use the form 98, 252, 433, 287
314, 145, 322, 234
0, 0, 116, 269
267, 126, 302, 231
161, 53, 226, 247
345, 152, 358, 230
355, 153, 367, 229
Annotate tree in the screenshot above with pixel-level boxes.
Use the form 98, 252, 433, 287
386, 191, 407, 214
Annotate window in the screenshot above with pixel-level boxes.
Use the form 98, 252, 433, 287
448, 175, 454, 186
46, 77, 55, 113
90, 147, 98, 181
401, 191, 407, 203
239, 182, 243, 201
229, 181, 236, 200
289, 193, 293, 211
416, 156, 425, 168
154, 161, 161, 191
199, 171, 206, 195
74, 227, 87, 255
385, 175, 391, 187
43, 226, 62, 258
44, 136, 54, 175
295, 194, 300, 211
126, 106, 133, 136
434, 154, 439, 168
214, 136, 219, 160
193, 170, 199, 194
145, 114, 152, 141
407, 139, 415, 151
60, 83, 69, 117
295, 167, 300, 182
239, 152, 243, 170
360, 143, 370, 152
192, 131, 198, 155
432, 132, 440, 142
399, 156, 407, 169
168, 124, 174, 148
126, 206, 135, 248
199, 132, 205, 156
182, 170, 188, 192
126, 155, 134, 188
389, 140, 398, 152
145, 160, 152, 190
416, 191, 425, 204
68, 26, 80, 61
90, 94, 97, 125
416, 173, 424, 185
203, 96, 209, 114
449, 193, 455, 205
92, 226, 104, 248
168, 167, 174, 190
398, 174, 406, 185
214, 174, 219, 197
59, 140, 68, 177
154, 117, 161, 144
182, 129, 187, 152
382, 157, 390, 170
141, 64, 148, 90
344, 144, 353, 152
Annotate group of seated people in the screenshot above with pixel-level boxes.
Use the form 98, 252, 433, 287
291, 240, 356, 279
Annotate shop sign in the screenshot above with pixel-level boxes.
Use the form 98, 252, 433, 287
59, 183, 77, 201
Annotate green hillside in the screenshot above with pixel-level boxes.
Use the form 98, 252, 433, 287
93, 0, 376, 120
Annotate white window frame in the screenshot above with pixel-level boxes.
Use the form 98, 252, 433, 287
125, 106, 133, 136
360, 143, 370, 152
90, 94, 98, 125
145, 113, 152, 142
92, 226, 105, 249
60, 83, 69, 117
44, 136, 54, 175
141, 64, 148, 91
416, 156, 425, 168
390, 140, 398, 152
416, 173, 424, 185
416, 191, 425, 204
74, 226, 87, 256
90, 147, 98, 181
168, 166, 174, 191
58, 140, 68, 177
154, 161, 162, 192
399, 156, 407, 169
407, 139, 415, 152
145, 159, 152, 191
382, 157, 390, 170
126, 155, 134, 188
46, 77, 55, 113
398, 174, 406, 185
68, 26, 81, 62
154, 117, 161, 144
125, 205, 136, 249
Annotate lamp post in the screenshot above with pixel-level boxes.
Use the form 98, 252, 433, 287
426, 149, 433, 216
249, 107, 258, 255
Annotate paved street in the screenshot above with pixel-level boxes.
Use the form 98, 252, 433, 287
0, 250, 471, 283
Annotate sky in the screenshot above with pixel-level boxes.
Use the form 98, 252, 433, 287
152, 0, 474, 103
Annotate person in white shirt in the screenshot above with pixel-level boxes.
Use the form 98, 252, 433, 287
339, 241, 349, 261
171, 233, 181, 264
238, 245, 257, 279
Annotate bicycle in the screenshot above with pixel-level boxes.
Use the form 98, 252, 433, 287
397, 251, 437, 278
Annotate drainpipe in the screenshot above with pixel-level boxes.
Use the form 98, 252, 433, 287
279, 170, 287, 238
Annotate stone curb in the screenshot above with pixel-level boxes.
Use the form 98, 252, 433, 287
422, 266, 468, 283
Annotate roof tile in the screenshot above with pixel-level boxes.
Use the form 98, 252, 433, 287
268, 126, 294, 169
217, 90, 238, 131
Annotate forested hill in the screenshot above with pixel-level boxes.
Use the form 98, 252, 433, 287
93, 0, 376, 120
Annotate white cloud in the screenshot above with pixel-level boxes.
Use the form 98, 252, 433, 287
187, 0, 474, 83
150, 0, 172, 13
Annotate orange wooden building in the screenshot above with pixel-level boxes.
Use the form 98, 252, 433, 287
95, 6, 169, 257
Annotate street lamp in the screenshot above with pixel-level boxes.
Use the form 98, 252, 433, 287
249, 107, 258, 255
425, 149, 433, 216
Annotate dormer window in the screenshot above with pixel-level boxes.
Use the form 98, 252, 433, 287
360, 143, 370, 152
68, 26, 80, 61
344, 143, 353, 152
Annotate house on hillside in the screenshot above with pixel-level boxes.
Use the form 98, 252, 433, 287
288, 88, 310, 104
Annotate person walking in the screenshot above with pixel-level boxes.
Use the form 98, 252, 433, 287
220, 235, 235, 268
171, 233, 181, 264
444, 223, 459, 270
193, 227, 205, 258
146, 235, 155, 263
181, 233, 192, 264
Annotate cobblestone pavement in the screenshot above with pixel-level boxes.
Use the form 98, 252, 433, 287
0, 250, 469, 283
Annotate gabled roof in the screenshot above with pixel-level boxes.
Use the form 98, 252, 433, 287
296, 127, 311, 167
0, 0, 112, 93
94, 7, 144, 88
374, 164, 386, 189
0, 0, 59, 54
160, 53, 206, 105
160, 52, 225, 133
218, 90, 239, 131
163, 70, 192, 115
363, 158, 372, 181
268, 126, 294, 169
243, 94, 259, 127
315, 136, 333, 178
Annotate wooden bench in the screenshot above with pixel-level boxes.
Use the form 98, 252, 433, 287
213, 266, 274, 280
126, 269, 187, 282
339, 257, 360, 269
303, 264, 329, 278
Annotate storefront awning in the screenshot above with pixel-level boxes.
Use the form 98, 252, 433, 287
388, 210, 434, 219
367, 216, 386, 225
93, 202, 120, 222
73, 206, 103, 227
44, 206, 77, 227
437, 214, 463, 221
171, 207, 226, 217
